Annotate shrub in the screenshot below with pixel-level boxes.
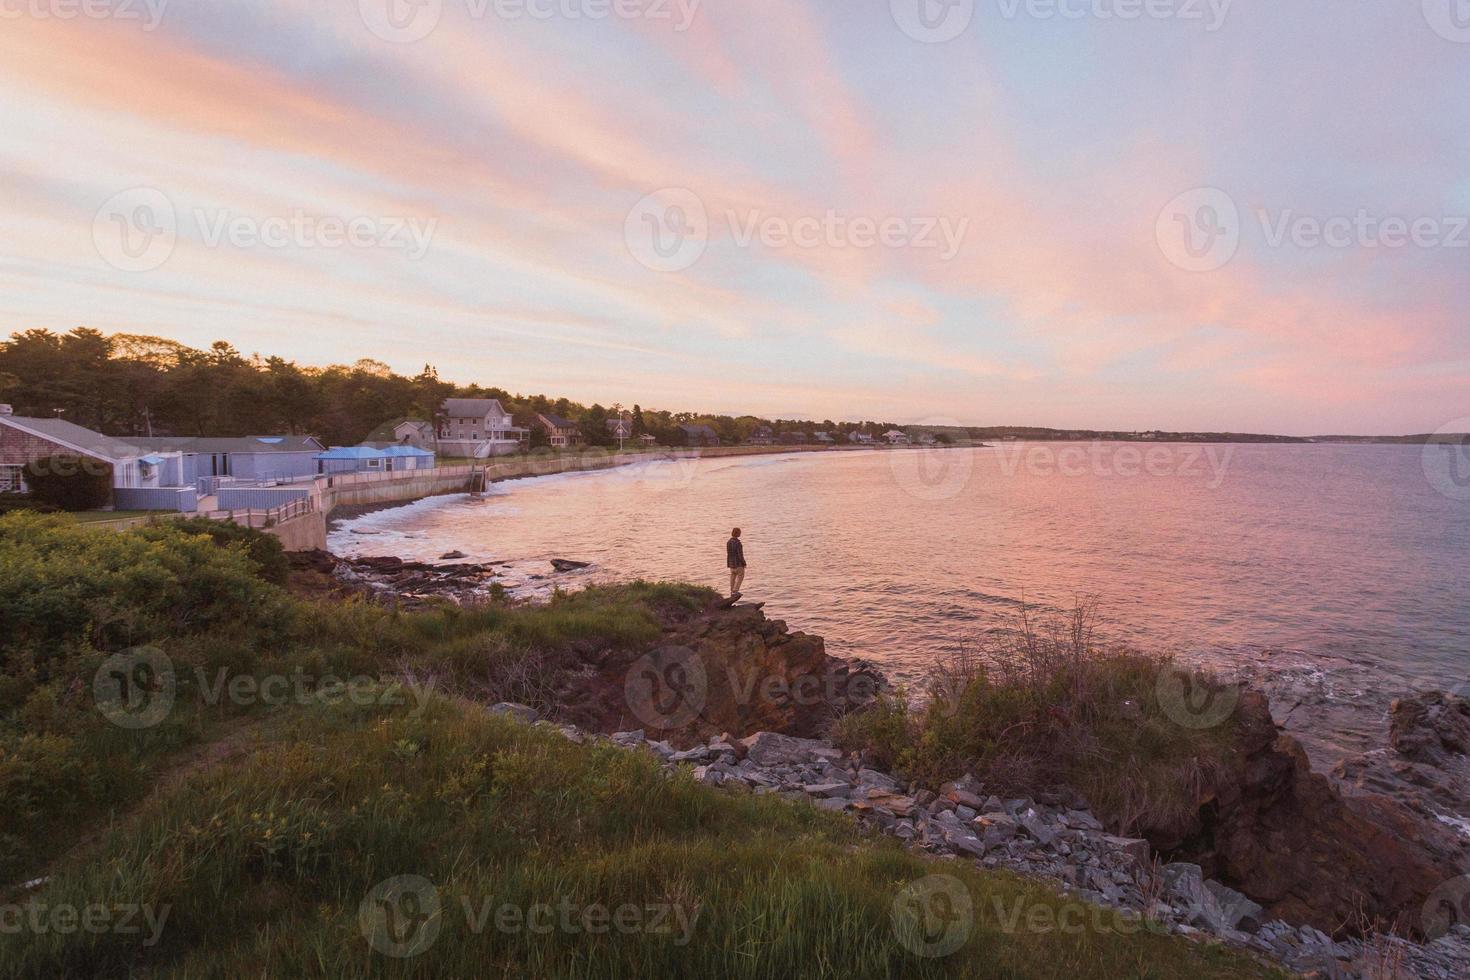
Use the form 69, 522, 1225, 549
836, 603, 1241, 834
22, 454, 112, 511
150, 517, 291, 585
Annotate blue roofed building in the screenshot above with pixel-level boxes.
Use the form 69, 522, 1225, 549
315, 444, 436, 474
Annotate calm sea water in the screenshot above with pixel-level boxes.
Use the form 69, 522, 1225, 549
329, 444, 1470, 705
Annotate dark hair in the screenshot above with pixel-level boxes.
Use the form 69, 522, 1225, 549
731, 527, 741, 537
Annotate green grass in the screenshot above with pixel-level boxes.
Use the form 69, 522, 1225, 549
835, 605, 1243, 834
63, 510, 170, 524
1, 695, 1284, 980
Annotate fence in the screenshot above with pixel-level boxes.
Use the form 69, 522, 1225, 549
114, 486, 198, 512
200, 494, 317, 529
217, 486, 313, 510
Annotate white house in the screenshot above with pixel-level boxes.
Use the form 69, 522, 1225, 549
848, 431, 874, 445
437, 398, 528, 458
884, 429, 911, 445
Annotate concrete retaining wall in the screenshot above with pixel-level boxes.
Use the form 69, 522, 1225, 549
265, 509, 327, 551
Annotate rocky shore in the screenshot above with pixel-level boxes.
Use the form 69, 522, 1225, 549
483, 711, 1469, 979
293, 548, 1470, 978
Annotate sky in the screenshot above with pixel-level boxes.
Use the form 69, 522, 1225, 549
1, 0, 1467, 435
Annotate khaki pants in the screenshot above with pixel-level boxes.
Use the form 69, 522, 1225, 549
729, 566, 745, 596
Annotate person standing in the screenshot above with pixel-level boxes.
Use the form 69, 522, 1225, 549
726, 527, 746, 597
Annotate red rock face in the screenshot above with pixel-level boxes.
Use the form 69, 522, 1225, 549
1142, 691, 1454, 937
555, 601, 883, 744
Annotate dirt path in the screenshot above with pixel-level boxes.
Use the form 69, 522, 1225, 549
2, 714, 271, 903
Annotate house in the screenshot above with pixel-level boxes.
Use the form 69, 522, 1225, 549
884, 429, 911, 445
391, 418, 435, 448
813, 431, 835, 444
315, 445, 436, 474
678, 424, 721, 447
605, 417, 633, 440
127, 434, 326, 486
748, 425, 775, 446
778, 431, 808, 445
847, 431, 874, 445
916, 433, 936, 446
437, 398, 528, 458
0, 409, 196, 510
536, 413, 581, 448
638, 433, 658, 447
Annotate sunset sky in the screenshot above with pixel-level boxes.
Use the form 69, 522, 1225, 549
2, 1, 1466, 434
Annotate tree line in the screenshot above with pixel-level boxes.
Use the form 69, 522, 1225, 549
0, 329, 905, 448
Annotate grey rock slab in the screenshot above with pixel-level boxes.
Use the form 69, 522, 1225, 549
488, 702, 538, 724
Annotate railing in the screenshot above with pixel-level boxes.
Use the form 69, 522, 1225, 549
200, 494, 317, 529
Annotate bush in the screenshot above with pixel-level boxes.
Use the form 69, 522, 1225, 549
836, 603, 1241, 834
152, 517, 291, 585
22, 455, 112, 511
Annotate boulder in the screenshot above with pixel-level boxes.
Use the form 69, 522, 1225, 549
803, 783, 851, 799
550, 558, 591, 572
488, 702, 537, 724
1390, 691, 1470, 766
741, 732, 830, 766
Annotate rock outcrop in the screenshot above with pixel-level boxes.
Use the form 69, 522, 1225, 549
556, 600, 883, 742
1139, 691, 1454, 937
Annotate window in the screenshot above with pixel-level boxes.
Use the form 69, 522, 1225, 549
367, 458, 382, 468
0, 466, 23, 493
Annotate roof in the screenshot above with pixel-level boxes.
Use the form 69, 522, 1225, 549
128, 434, 324, 454
316, 444, 434, 460
681, 423, 719, 435
537, 412, 577, 429
0, 415, 155, 460
442, 398, 507, 418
